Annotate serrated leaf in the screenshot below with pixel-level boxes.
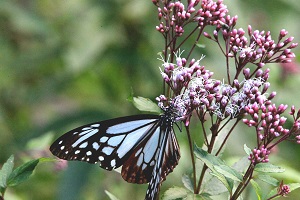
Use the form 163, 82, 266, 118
182, 174, 194, 192
194, 144, 226, 168
210, 172, 233, 193
185, 193, 211, 200
231, 156, 251, 173
250, 179, 262, 200
0, 155, 14, 188
214, 165, 243, 182
105, 190, 120, 200
202, 176, 227, 196
255, 163, 285, 173
197, 193, 213, 200
163, 187, 188, 200
194, 144, 234, 193
257, 174, 279, 186
244, 144, 252, 156
132, 96, 161, 113
289, 183, 300, 191
7, 158, 39, 187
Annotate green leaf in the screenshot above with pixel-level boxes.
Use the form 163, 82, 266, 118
197, 193, 213, 200
194, 144, 234, 193
182, 174, 194, 192
214, 165, 243, 182
0, 155, 14, 188
255, 163, 285, 173
244, 144, 252, 156
196, 43, 206, 49
162, 187, 188, 200
7, 158, 39, 187
250, 179, 262, 200
105, 190, 120, 200
132, 96, 161, 113
231, 156, 251, 173
257, 174, 279, 186
289, 183, 300, 192
194, 144, 226, 168
209, 172, 233, 194
202, 176, 227, 196
38, 157, 57, 163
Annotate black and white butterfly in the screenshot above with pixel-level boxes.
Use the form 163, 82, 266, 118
50, 107, 181, 200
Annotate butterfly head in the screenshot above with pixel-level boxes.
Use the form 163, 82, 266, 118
157, 95, 188, 122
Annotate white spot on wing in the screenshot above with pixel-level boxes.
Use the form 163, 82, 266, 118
72, 129, 98, 147
60, 146, 65, 150
117, 124, 154, 158
135, 148, 142, 157
91, 124, 100, 127
107, 135, 125, 146
100, 136, 109, 143
92, 142, 100, 150
111, 159, 116, 167
150, 160, 155, 166
142, 163, 147, 170
75, 150, 80, 154
107, 119, 157, 134
137, 154, 143, 166
143, 128, 160, 163
86, 151, 92, 156
98, 156, 104, 161
102, 146, 114, 155
79, 142, 88, 148
59, 140, 63, 144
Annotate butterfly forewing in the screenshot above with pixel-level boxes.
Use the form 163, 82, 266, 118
50, 115, 159, 170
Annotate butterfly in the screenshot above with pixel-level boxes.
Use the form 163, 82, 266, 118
50, 107, 181, 200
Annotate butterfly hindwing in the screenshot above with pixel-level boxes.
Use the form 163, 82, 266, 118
121, 121, 162, 183
145, 125, 180, 200
50, 114, 160, 170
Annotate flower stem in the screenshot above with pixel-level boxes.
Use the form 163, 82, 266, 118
185, 125, 197, 193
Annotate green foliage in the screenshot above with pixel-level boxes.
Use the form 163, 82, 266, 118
0, 156, 14, 190
131, 96, 161, 113
0, 0, 299, 199
194, 145, 243, 194
254, 163, 285, 173
250, 179, 262, 200
105, 190, 120, 200
0, 155, 44, 198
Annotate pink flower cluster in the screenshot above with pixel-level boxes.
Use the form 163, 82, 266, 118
161, 55, 212, 95
248, 145, 270, 164
159, 53, 279, 123
230, 26, 297, 65
243, 104, 289, 140
277, 181, 291, 197
154, 0, 229, 36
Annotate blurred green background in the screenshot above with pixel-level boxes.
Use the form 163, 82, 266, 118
0, 0, 299, 199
